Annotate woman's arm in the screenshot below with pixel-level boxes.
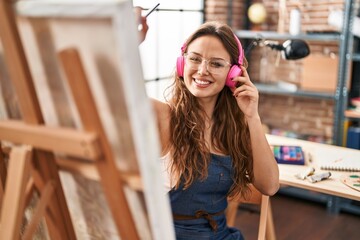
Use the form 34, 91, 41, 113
247, 117, 279, 196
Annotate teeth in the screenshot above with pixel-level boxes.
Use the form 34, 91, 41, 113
194, 79, 210, 85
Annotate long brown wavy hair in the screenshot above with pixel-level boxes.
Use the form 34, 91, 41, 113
165, 21, 253, 199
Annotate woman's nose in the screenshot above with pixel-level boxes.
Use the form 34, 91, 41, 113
197, 60, 209, 75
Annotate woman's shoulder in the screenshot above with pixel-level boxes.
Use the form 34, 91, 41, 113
151, 98, 171, 154
151, 98, 171, 119
152, 98, 169, 110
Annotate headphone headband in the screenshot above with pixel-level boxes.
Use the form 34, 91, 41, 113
180, 43, 186, 54
233, 33, 244, 66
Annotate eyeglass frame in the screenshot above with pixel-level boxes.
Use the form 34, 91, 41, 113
183, 52, 232, 74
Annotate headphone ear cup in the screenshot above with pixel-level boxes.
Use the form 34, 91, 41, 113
176, 56, 185, 77
225, 65, 242, 88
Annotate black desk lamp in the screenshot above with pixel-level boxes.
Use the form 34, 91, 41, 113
245, 38, 310, 60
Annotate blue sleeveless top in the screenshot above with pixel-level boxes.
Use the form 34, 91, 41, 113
169, 154, 244, 240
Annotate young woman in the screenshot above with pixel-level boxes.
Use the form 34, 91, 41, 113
152, 21, 279, 239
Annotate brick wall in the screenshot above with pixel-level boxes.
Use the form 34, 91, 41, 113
205, 0, 246, 29
204, 0, 357, 143
259, 94, 334, 142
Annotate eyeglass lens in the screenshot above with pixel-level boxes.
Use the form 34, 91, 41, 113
185, 53, 230, 74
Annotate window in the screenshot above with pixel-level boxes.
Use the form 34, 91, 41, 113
133, 0, 204, 100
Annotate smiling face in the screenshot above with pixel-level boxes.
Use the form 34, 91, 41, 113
183, 35, 231, 101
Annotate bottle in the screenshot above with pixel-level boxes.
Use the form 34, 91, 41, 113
289, 8, 301, 35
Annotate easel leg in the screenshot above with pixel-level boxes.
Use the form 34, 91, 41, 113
0, 142, 7, 208
0, 145, 32, 240
23, 180, 55, 240
32, 151, 76, 239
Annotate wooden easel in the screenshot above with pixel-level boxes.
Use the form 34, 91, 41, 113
0, 145, 57, 240
0, 0, 77, 238
0, 0, 174, 239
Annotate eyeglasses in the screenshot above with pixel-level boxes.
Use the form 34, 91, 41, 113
184, 52, 231, 74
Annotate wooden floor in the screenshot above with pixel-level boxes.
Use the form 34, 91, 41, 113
234, 191, 360, 240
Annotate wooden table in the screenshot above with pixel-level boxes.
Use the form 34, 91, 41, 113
266, 134, 360, 202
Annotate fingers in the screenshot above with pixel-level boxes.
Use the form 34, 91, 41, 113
232, 84, 258, 98
140, 16, 149, 34
232, 68, 258, 98
240, 66, 249, 78
231, 66, 253, 87
133, 6, 143, 20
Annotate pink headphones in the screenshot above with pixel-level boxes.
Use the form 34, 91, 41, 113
176, 34, 244, 88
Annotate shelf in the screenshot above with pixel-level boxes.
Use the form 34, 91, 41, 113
353, 53, 360, 62
255, 83, 335, 99
235, 30, 341, 42
234, 0, 355, 147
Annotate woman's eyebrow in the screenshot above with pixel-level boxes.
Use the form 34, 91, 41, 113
188, 51, 228, 61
